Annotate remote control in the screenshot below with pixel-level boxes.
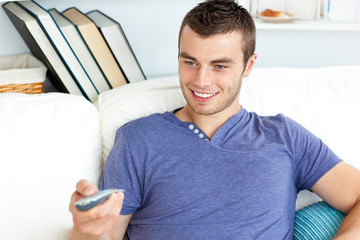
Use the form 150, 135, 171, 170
75, 189, 125, 211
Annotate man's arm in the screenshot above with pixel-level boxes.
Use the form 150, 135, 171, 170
311, 161, 360, 239
68, 179, 132, 239
69, 214, 132, 240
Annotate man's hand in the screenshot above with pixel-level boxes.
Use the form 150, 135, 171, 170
69, 179, 125, 239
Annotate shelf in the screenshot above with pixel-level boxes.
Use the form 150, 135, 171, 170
255, 17, 360, 32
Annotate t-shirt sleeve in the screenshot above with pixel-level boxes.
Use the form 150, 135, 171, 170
100, 128, 143, 215
282, 115, 342, 192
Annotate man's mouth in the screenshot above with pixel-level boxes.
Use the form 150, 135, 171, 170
193, 91, 217, 99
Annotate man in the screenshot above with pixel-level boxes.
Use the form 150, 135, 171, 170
69, 0, 360, 239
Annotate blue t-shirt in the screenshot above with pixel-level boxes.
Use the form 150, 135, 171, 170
101, 108, 341, 239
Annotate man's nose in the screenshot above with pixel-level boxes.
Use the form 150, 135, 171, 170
195, 66, 212, 88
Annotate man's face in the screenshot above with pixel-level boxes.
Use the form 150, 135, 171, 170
178, 26, 255, 117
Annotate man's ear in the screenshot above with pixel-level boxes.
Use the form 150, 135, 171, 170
243, 53, 257, 77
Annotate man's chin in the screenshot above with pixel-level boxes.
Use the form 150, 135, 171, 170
188, 105, 220, 116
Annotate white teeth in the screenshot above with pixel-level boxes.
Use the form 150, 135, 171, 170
194, 91, 216, 98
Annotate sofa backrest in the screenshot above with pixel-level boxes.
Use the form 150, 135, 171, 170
97, 66, 360, 210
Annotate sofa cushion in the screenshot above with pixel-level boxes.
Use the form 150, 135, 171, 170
0, 93, 102, 240
96, 76, 185, 165
294, 201, 346, 240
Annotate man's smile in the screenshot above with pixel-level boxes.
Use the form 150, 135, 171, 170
192, 90, 218, 99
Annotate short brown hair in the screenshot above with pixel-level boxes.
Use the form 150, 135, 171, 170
179, 0, 256, 65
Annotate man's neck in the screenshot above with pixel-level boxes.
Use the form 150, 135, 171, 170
175, 105, 241, 139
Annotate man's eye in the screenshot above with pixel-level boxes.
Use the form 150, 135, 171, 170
185, 61, 195, 66
215, 65, 225, 69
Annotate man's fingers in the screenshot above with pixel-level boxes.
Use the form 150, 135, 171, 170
70, 194, 124, 237
71, 191, 124, 225
75, 179, 98, 196
69, 180, 99, 213
92, 192, 124, 219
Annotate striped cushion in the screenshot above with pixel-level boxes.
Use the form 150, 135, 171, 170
294, 201, 346, 240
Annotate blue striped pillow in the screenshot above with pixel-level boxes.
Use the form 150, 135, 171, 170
294, 201, 346, 240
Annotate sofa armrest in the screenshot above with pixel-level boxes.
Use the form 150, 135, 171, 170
0, 93, 102, 239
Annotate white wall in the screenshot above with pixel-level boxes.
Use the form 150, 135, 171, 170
1, 0, 359, 78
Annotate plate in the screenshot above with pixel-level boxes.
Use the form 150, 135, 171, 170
258, 14, 297, 23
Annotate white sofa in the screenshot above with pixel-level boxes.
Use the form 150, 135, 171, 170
1, 66, 360, 239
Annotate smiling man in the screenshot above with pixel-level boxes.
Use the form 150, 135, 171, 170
69, 0, 360, 239
176, 26, 256, 138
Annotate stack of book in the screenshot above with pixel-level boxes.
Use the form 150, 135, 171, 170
2, 1, 146, 102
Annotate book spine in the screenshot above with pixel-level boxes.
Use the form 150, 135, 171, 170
16, 1, 99, 102
3, 3, 70, 94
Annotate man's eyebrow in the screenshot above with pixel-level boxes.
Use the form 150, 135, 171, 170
179, 52, 197, 61
179, 52, 234, 64
211, 57, 234, 64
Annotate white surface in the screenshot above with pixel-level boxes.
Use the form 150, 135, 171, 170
0, 93, 102, 240
328, 0, 360, 22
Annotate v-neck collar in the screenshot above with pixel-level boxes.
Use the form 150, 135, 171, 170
166, 107, 246, 144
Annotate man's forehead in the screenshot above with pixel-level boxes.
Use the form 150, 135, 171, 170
179, 28, 244, 63
180, 26, 244, 51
